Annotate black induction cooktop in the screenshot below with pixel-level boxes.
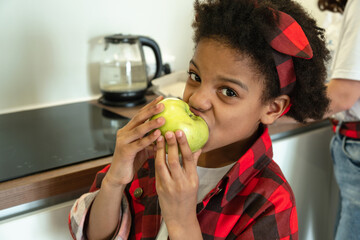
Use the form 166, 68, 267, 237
0, 102, 130, 182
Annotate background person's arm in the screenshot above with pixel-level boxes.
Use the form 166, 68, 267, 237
324, 78, 360, 118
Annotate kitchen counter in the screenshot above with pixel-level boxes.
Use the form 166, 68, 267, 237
0, 96, 331, 217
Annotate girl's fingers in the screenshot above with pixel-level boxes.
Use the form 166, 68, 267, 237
127, 96, 164, 128
155, 130, 201, 183
165, 131, 183, 179
155, 135, 170, 182
133, 128, 162, 151
133, 116, 165, 141
116, 128, 162, 160
122, 96, 164, 143
120, 115, 165, 144
176, 130, 200, 174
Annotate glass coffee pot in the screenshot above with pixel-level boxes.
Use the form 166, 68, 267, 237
99, 34, 163, 107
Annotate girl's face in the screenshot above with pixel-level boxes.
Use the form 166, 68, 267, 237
183, 38, 275, 158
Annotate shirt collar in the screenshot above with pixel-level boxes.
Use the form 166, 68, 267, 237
209, 126, 273, 207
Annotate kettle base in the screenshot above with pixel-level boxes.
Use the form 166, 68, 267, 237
99, 96, 147, 108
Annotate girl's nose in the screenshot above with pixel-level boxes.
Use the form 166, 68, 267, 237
188, 85, 212, 112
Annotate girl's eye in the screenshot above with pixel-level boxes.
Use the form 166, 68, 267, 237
188, 71, 201, 82
220, 88, 237, 97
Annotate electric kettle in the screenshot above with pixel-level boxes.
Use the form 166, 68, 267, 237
99, 34, 163, 107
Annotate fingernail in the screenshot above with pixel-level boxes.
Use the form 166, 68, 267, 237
157, 135, 163, 142
176, 130, 183, 138
156, 117, 164, 124
155, 103, 163, 110
165, 131, 173, 139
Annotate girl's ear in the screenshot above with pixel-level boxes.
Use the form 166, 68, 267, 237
260, 95, 291, 125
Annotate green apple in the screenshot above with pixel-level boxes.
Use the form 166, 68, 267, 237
151, 98, 209, 152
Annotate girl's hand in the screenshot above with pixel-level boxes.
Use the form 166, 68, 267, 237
105, 96, 165, 187
155, 130, 203, 239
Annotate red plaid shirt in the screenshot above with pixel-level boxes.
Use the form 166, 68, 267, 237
69, 126, 298, 240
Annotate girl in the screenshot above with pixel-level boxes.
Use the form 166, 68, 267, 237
70, 0, 329, 239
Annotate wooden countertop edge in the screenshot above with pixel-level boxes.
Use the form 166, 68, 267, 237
0, 157, 112, 210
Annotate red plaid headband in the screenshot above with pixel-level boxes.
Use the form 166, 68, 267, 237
263, 9, 313, 116
264, 10, 313, 95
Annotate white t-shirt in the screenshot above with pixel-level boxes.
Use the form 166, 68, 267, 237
155, 163, 235, 240
329, 0, 360, 121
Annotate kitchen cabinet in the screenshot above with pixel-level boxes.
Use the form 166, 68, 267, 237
0, 200, 74, 240
273, 126, 339, 240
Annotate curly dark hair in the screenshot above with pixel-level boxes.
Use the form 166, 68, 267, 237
192, 0, 330, 123
318, 0, 347, 13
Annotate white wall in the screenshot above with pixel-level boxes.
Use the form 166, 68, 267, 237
0, 0, 195, 114
0, 0, 327, 114
295, 0, 326, 25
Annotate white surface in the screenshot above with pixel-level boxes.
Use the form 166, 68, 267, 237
0, 200, 75, 240
273, 127, 338, 240
152, 70, 187, 98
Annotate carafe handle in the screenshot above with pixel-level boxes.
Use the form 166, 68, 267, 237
138, 36, 163, 83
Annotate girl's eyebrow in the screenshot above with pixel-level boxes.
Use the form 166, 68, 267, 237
190, 59, 198, 69
219, 77, 249, 92
189, 59, 249, 92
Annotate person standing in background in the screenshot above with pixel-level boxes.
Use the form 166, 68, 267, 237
318, 0, 360, 239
